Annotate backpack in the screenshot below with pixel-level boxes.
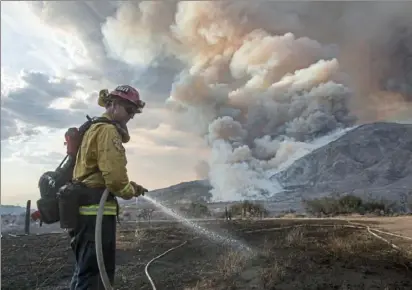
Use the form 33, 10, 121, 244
36, 115, 117, 224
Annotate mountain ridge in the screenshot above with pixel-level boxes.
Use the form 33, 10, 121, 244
267, 121, 412, 212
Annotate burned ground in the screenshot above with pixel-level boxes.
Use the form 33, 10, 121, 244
1, 219, 411, 290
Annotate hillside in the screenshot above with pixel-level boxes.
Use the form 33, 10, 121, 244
119, 122, 412, 214
131, 122, 412, 213
271, 122, 412, 207
120, 179, 212, 206
0, 205, 26, 215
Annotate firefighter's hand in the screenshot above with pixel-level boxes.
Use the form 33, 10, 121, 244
130, 181, 148, 197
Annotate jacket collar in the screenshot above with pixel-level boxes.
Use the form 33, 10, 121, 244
101, 113, 130, 143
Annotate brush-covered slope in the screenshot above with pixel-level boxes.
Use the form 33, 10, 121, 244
120, 180, 212, 205
272, 122, 412, 200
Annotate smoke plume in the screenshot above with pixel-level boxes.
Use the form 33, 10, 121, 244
101, 1, 412, 200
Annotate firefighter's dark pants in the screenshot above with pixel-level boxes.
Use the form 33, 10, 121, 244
69, 215, 117, 290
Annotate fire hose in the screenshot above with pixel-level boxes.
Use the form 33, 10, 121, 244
95, 189, 189, 290
95, 188, 113, 290
144, 241, 188, 290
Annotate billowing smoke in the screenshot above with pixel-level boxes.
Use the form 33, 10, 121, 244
100, 1, 411, 200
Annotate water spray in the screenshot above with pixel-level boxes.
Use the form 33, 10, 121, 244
142, 195, 252, 252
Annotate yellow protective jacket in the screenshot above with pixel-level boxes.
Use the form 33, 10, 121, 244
73, 113, 135, 215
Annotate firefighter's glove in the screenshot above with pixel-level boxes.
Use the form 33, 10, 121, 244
131, 181, 148, 197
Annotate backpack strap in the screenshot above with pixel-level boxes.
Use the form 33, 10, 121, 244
72, 116, 119, 183
87, 115, 129, 142
78, 115, 116, 134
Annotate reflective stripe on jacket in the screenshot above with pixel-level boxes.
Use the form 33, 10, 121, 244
79, 201, 118, 216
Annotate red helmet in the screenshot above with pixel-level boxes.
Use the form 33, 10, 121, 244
98, 85, 145, 112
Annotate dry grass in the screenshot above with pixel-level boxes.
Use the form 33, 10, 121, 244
322, 229, 412, 272
116, 229, 148, 250
217, 249, 248, 279
134, 228, 148, 244
259, 225, 412, 289
258, 229, 302, 289
183, 279, 215, 290
260, 259, 290, 289
345, 216, 412, 237
261, 237, 274, 257
183, 249, 250, 289
326, 232, 374, 258
134, 220, 412, 290
285, 226, 304, 247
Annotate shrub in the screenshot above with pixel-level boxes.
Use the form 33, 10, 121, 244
303, 194, 394, 217
230, 200, 268, 218
180, 202, 211, 218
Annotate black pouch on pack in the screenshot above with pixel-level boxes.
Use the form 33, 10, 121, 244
58, 182, 115, 229
37, 170, 67, 225
57, 181, 85, 229
37, 197, 60, 224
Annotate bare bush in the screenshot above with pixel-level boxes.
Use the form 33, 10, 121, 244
134, 229, 148, 244
217, 250, 248, 280
260, 259, 290, 289
285, 227, 304, 247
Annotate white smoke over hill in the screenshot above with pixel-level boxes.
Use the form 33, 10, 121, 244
93, 2, 412, 200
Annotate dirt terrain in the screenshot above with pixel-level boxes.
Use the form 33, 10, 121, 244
339, 216, 412, 238
1, 218, 412, 290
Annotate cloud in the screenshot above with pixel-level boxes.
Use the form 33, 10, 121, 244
10, 150, 66, 166
27, 1, 117, 62
1, 108, 18, 140
0, 67, 181, 142
1, 2, 73, 74
4, 1, 411, 203
27, 1, 181, 99
1, 70, 89, 139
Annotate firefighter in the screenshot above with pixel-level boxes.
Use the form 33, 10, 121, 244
69, 85, 148, 290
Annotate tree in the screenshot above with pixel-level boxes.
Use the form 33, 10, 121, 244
338, 195, 363, 213
137, 208, 155, 222
180, 202, 211, 218
230, 201, 268, 219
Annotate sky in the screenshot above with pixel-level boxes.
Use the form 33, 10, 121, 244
1, 1, 209, 206
1, 1, 412, 206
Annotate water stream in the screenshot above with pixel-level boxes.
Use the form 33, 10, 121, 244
142, 196, 253, 253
